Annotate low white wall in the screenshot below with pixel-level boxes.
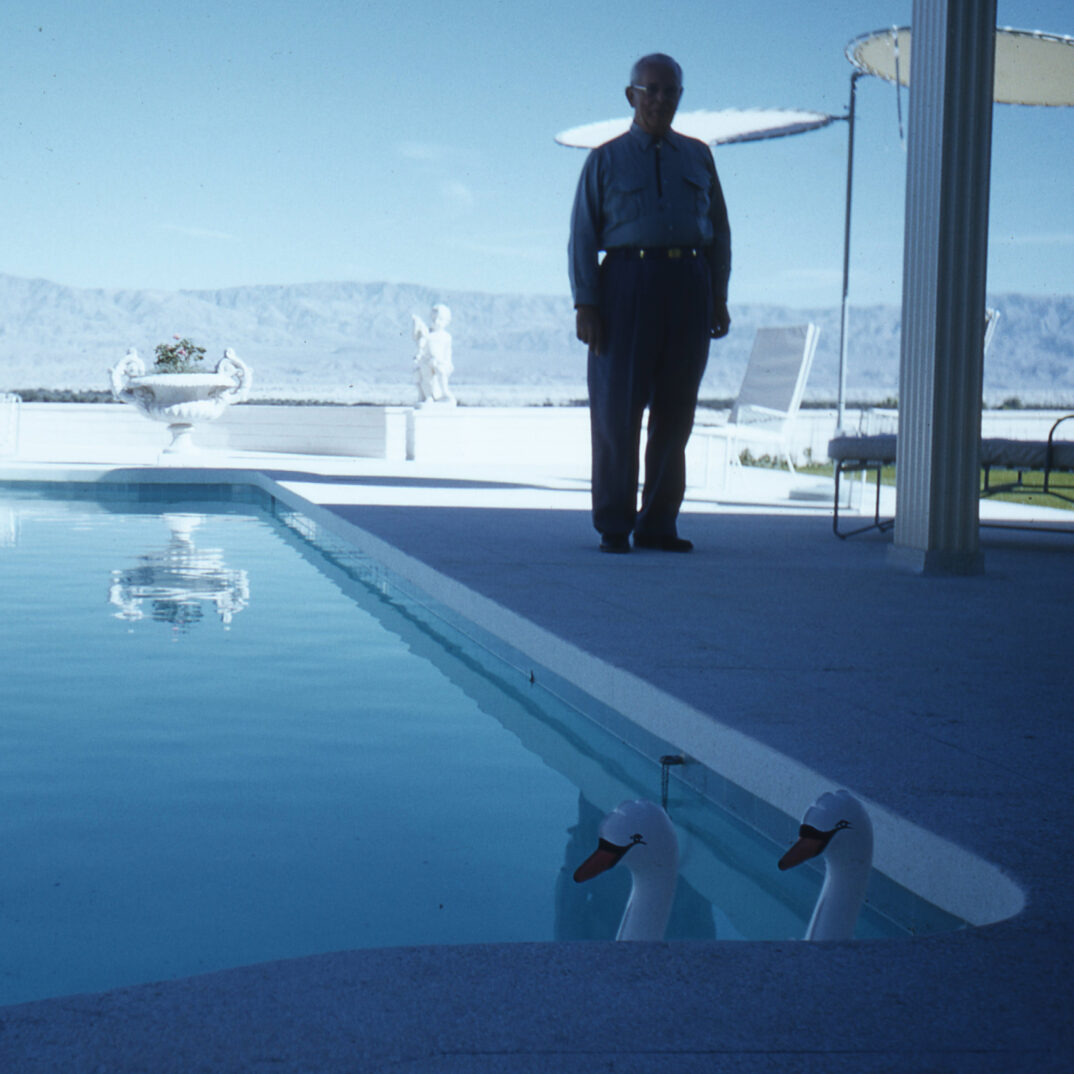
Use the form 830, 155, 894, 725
978, 410, 1074, 440
11, 404, 152, 462
410, 406, 590, 467
4, 401, 1069, 472
7, 403, 411, 463
3, 402, 591, 467
213, 405, 410, 459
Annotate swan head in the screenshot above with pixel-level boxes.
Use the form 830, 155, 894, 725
573, 799, 678, 883
778, 789, 873, 874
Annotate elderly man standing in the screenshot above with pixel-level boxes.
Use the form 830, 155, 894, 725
569, 53, 731, 553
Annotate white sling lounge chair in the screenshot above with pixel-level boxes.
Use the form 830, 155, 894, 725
693, 323, 820, 488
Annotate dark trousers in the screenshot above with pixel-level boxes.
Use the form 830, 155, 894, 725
588, 253, 712, 537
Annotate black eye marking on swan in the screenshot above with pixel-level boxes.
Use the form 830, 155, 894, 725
597, 832, 647, 866
799, 819, 852, 850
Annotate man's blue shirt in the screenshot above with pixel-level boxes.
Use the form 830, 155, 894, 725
568, 122, 732, 307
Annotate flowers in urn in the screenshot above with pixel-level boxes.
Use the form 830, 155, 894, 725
153, 336, 207, 374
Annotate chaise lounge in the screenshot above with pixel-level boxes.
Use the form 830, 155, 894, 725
828, 413, 1074, 538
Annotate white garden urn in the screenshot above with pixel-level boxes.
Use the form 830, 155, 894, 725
110, 347, 253, 455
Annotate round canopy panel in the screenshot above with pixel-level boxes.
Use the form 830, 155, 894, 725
846, 25, 1074, 106
555, 108, 835, 149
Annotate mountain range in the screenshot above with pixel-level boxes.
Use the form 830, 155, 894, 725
1, 273, 1072, 406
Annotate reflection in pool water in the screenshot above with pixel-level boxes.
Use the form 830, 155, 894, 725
109, 513, 249, 632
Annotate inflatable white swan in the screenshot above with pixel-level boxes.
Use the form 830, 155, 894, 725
778, 789, 874, 941
575, 789, 873, 942
573, 799, 678, 941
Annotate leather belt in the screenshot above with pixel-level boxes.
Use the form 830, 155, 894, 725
605, 246, 702, 261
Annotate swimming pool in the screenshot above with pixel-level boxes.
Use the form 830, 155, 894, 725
0, 483, 964, 1006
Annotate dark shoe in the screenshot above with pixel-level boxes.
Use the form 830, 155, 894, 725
599, 532, 631, 554
633, 533, 694, 552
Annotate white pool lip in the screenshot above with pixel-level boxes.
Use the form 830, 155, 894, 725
267, 476, 1025, 930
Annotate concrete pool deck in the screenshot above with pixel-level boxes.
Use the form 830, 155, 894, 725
1, 426, 1073, 1072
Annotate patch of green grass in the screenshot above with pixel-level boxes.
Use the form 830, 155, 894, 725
792, 458, 1073, 512
980, 469, 1074, 511
798, 461, 835, 478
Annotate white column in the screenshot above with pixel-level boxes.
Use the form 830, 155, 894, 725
892, 0, 996, 575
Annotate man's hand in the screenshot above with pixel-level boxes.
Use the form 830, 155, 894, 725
711, 299, 731, 339
575, 304, 603, 355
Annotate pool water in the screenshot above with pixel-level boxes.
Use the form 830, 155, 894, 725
0, 488, 961, 1006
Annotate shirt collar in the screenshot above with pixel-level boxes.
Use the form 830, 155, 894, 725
628, 121, 681, 150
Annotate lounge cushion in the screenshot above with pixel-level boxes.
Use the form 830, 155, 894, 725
829, 434, 1074, 472
827, 434, 897, 465
980, 438, 1074, 471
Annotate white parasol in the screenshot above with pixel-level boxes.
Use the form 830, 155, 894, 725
836, 26, 1074, 426
847, 25, 1074, 106
555, 108, 835, 149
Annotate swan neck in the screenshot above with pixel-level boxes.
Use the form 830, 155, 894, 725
804, 860, 869, 941
617, 872, 676, 941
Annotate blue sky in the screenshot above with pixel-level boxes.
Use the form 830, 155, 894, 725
2, 0, 1072, 308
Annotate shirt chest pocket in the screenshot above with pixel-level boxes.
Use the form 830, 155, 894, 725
604, 180, 646, 225
682, 169, 711, 217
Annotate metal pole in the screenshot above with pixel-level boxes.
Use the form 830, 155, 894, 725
837, 72, 862, 432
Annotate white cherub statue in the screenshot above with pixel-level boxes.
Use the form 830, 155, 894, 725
411, 303, 456, 406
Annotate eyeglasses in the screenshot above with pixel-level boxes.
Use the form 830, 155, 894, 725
631, 83, 682, 99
